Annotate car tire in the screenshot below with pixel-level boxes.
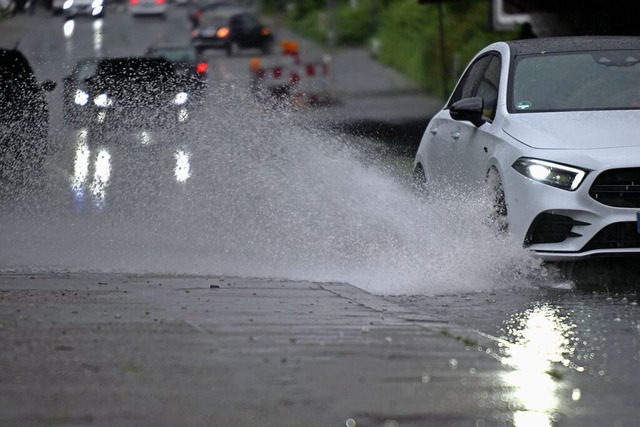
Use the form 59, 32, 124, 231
486, 166, 508, 234
412, 164, 428, 197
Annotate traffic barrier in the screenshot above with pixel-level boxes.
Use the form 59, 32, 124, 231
250, 40, 335, 108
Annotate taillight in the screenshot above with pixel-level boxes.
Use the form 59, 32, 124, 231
196, 62, 208, 74
216, 27, 229, 38
261, 27, 271, 36
129, 0, 138, 4
155, 0, 165, 4
272, 67, 281, 79
194, 10, 201, 19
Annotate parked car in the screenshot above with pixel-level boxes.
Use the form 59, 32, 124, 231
190, 8, 274, 56
412, 36, 640, 261
62, 58, 100, 126
0, 48, 55, 178
144, 45, 208, 100
128, 0, 167, 17
62, 0, 105, 18
72, 57, 192, 131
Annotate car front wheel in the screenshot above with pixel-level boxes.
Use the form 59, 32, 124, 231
486, 166, 508, 234
412, 164, 428, 197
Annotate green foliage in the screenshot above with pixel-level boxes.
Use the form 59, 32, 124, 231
283, 0, 519, 96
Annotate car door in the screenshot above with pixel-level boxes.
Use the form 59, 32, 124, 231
454, 53, 502, 190
426, 54, 495, 188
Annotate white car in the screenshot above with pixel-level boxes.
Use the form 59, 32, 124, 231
128, 0, 167, 16
413, 36, 640, 261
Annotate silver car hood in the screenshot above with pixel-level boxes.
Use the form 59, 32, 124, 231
502, 110, 640, 150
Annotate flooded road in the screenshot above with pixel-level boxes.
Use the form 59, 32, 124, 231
1, 6, 639, 426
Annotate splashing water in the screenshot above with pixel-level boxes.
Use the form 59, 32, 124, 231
0, 86, 546, 295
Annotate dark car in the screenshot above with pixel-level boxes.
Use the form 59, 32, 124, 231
144, 45, 208, 100
187, 1, 240, 29
190, 8, 274, 56
62, 58, 100, 127
0, 48, 55, 178
73, 57, 193, 132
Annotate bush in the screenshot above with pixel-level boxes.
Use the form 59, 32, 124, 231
283, 0, 518, 96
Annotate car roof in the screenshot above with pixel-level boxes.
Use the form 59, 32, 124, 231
200, 6, 247, 18
506, 36, 640, 56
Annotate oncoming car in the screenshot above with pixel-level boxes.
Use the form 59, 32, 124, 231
191, 8, 274, 56
74, 57, 192, 132
62, 0, 104, 18
412, 36, 640, 261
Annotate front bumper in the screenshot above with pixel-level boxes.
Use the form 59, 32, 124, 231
505, 164, 640, 261
80, 105, 190, 130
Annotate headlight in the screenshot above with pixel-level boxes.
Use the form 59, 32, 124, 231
63, 0, 73, 9
74, 89, 89, 106
92, 0, 103, 7
94, 93, 112, 107
174, 92, 188, 105
512, 158, 587, 191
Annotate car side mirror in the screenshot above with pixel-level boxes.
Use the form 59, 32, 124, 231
41, 80, 57, 92
450, 96, 485, 127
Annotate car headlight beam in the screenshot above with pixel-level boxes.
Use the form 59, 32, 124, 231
94, 93, 112, 107
174, 92, 188, 105
74, 89, 89, 106
512, 158, 587, 191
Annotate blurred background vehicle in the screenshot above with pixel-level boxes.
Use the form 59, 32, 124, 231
190, 7, 274, 56
0, 0, 16, 15
0, 48, 55, 178
62, 58, 100, 127
51, 0, 62, 14
62, 0, 105, 18
78, 57, 192, 131
187, 1, 239, 28
144, 45, 208, 101
128, 0, 167, 18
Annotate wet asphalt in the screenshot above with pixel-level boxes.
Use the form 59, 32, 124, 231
0, 273, 514, 427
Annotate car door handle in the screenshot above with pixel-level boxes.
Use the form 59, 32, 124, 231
451, 131, 461, 140
430, 127, 438, 135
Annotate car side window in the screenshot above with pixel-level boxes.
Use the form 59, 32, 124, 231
447, 53, 501, 121
448, 55, 492, 107
476, 55, 501, 120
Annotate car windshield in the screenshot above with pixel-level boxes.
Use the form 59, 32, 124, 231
95, 59, 175, 86
151, 48, 197, 63
511, 50, 640, 112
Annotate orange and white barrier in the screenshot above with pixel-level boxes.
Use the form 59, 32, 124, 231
250, 40, 335, 107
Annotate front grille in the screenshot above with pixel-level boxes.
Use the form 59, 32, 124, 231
589, 168, 640, 207
581, 222, 640, 251
525, 212, 589, 245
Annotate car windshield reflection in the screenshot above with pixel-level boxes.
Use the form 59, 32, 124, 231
512, 50, 640, 112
